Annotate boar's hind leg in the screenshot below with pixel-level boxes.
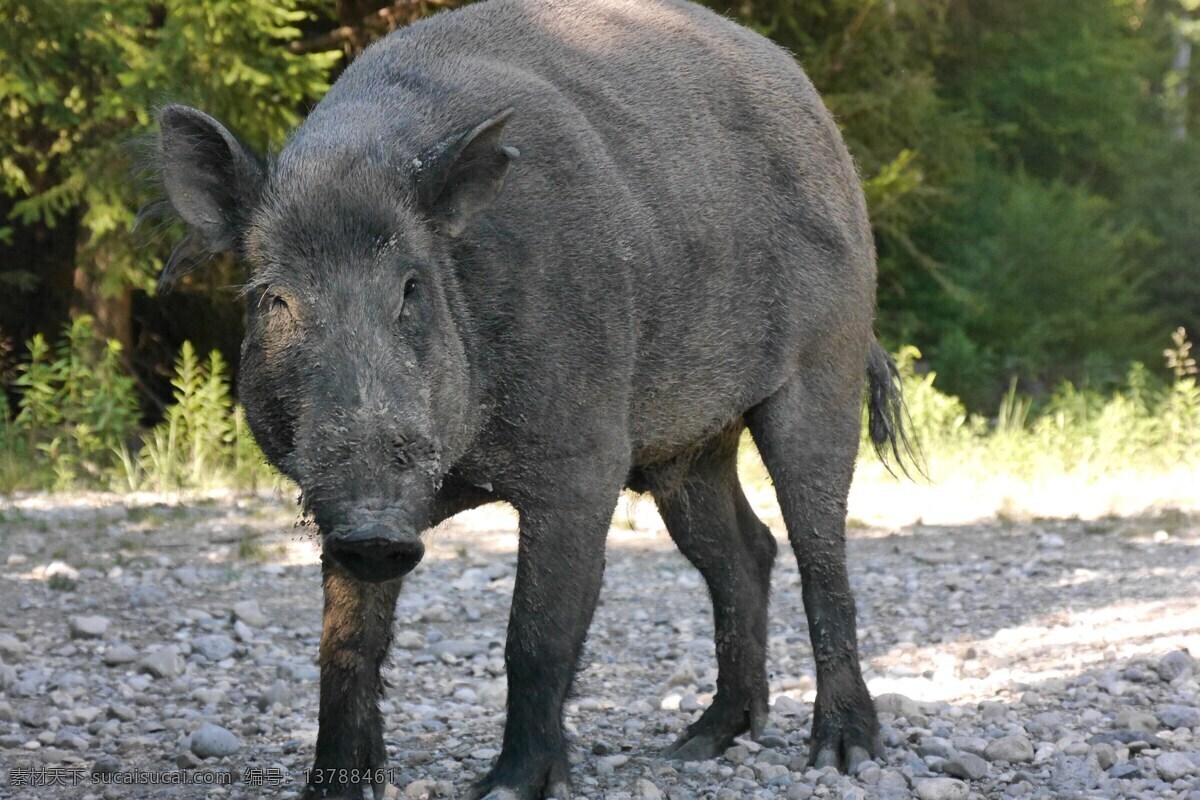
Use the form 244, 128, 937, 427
468, 464, 625, 800
304, 554, 403, 800
745, 361, 883, 774
651, 427, 776, 760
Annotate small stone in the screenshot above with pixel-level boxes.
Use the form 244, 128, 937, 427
786, 785, 814, 800
429, 639, 486, 659
19, 706, 47, 727
394, 631, 425, 650
1157, 650, 1195, 682
666, 663, 697, 688
1092, 743, 1117, 770
920, 737, 955, 760
914, 777, 968, 800
941, 753, 989, 781
596, 754, 628, 775
257, 680, 290, 711
138, 646, 184, 679
91, 754, 121, 778
68, 615, 110, 639
107, 703, 137, 721
232, 619, 255, 642
724, 744, 751, 764
404, 779, 433, 798
0, 635, 27, 659
1157, 704, 1200, 729
773, 695, 804, 716
1156, 752, 1196, 781
637, 778, 664, 799
231, 600, 268, 628
281, 663, 319, 682
189, 723, 240, 758
102, 644, 138, 666
984, 735, 1034, 763
1109, 762, 1141, 779
192, 634, 236, 662
176, 751, 203, 769
1115, 707, 1159, 733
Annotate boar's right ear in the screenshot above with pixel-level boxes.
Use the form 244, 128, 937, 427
417, 108, 519, 238
157, 104, 264, 284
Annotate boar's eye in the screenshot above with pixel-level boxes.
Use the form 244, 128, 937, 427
398, 275, 421, 325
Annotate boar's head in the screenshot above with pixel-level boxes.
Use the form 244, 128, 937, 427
153, 104, 518, 582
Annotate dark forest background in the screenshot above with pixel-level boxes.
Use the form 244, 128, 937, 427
2, 0, 1198, 420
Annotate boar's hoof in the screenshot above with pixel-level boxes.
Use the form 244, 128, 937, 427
807, 687, 883, 773
466, 756, 572, 800
325, 524, 424, 583
663, 694, 766, 761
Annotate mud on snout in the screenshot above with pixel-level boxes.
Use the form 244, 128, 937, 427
322, 507, 427, 583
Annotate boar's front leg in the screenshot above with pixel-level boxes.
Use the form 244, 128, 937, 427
303, 554, 403, 800
468, 465, 624, 800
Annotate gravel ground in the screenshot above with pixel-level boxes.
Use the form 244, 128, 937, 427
0, 488, 1197, 800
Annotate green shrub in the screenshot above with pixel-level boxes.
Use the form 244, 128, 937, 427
857, 330, 1200, 482
9, 316, 138, 488
929, 171, 1157, 407
128, 342, 276, 492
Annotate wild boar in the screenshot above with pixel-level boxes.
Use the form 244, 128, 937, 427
152, 0, 914, 797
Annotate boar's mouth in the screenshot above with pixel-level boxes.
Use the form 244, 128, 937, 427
324, 521, 425, 583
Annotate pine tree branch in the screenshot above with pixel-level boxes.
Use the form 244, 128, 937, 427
287, 0, 458, 54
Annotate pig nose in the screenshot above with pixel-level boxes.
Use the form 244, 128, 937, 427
325, 524, 425, 583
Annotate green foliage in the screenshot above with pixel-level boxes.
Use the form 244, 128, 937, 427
858, 332, 1200, 481
0, 0, 338, 297
0, 324, 276, 494
940, 0, 1151, 188
8, 316, 139, 488
928, 171, 1157, 406
125, 343, 277, 492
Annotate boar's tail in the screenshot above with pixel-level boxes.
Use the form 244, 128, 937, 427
866, 339, 925, 480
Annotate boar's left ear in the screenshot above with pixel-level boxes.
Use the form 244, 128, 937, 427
156, 104, 265, 286
417, 108, 519, 238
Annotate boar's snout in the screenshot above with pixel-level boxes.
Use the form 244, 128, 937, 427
325, 523, 425, 583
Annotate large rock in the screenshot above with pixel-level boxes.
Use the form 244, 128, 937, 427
984, 735, 1034, 763
68, 615, 110, 639
189, 723, 240, 758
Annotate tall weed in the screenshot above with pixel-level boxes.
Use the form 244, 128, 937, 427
9, 316, 138, 488
129, 342, 276, 491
